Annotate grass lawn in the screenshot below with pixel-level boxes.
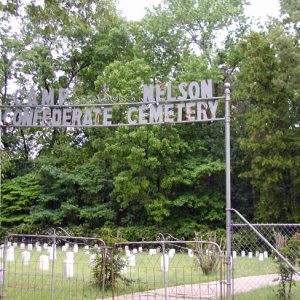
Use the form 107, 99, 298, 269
234, 282, 300, 300
0, 246, 283, 299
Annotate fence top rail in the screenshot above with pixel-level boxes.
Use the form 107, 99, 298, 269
232, 223, 300, 227
5, 233, 106, 245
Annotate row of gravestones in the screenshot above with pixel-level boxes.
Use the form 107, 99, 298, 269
123, 247, 194, 258
0, 242, 100, 280
232, 250, 269, 261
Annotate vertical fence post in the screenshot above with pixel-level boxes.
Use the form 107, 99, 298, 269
225, 82, 232, 300
50, 235, 56, 300
161, 242, 168, 300
1, 236, 7, 299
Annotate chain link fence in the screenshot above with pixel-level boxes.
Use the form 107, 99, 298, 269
231, 223, 300, 299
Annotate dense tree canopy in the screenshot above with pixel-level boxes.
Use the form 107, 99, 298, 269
0, 0, 299, 240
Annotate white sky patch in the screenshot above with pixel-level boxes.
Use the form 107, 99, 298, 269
117, 0, 280, 21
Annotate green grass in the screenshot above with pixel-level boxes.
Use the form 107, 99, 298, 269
0, 247, 285, 299
233, 283, 300, 300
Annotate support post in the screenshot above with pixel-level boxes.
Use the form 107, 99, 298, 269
225, 83, 231, 300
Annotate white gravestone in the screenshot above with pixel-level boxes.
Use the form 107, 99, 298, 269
138, 247, 143, 253
168, 249, 175, 258
264, 251, 268, 259
160, 254, 169, 272
232, 251, 237, 259
20, 243, 25, 249
241, 251, 245, 257
62, 245, 67, 252
28, 244, 33, 251
39, 255, 49, 271
73, 244, 79, 253
13, 242, 17, 248
132, 248, 138, 254
66, 252, 74, 262
120, 258, 127, 274
48, 246, 57, 260
22, 251, 30, 265
248, 252, 253, 259
36, 246, 42, 252
89, 254, 97, 267
43, 243, 48, 250
127, 255, 136, 267
6, 247, 14, 262
188, 249, 194, 257
7, 242, 11, 247
259, 253, 264, 261
149, 249, 156, 255
63, 259, 74, 278
125, 250, 131, 257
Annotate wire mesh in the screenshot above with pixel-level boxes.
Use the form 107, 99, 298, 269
232, 224, 300, 300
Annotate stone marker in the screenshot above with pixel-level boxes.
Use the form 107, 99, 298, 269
66, 252, 74, 262
39, 255, 49, 271
36, 246, 42, 252
125, 250, 131, 257
22, 251, 30, 265
20, 243, 26, 249
6, 247, 14, 262
120, 258, 127, 274
48, 246, 57, 260
132, 248, 138, 254
259, 253, 264, 261
73, 244, 79, 253
188, 249, 194, 257
28, 244, 33, 251
63, 259, 74, 278
241, 250, 245, 257
149, 249, 156, 255
255, 251, 259, 257
168, 249, 175, 258
127, 254, 136, 267
138, 247, 143, 253
232, 251, 237, 259
89, 254, 96, 267
13, 242, 18, 248
160, 254, 170, 272
43, 243, 48, 250
248, 252, 253, 259
263, 251, 268, 259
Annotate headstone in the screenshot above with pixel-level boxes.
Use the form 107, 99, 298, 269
120, 258, 127, 274
22, 251, 30, 265
84, 245, 89, 250
232, 251, 237, 259
124, 245, 129, 251
241, 251, 245, 257
6, 247, 14, 262
168, 249, 175, 258
259, 253, 264, 261
66, 252, 74, 262
255, 251, 259, 257
73, 244, 79, 253
160, 254, 169, 272
125, 250, 131, 257
138, 247, 143, 253
48, 246, 57, 260
248, 252, 253, 259
20, 243, 26, 249
63, 259, 74, 278
132, 248, 138, 254
263, 251, 268, 259
149, 249, 156, 255
64, 243, 69, 250
62, 245, 67, 252
43, 243, 48, 250
35, 242, 40, 248
39, 255, 49, 271
13, 242, 18, 248
7, 242, 11, 247
188, 249, 194, 257
127, 255, 136, 267
28, 244, 33, 251
156, 247, 161, 253
36, 246, 42, 252
89, 254, 97, 267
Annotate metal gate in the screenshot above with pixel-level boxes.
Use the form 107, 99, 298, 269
0, 233, 107, 300
0, 233, 225, 299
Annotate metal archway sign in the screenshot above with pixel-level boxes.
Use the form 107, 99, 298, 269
0, 79, 233, 300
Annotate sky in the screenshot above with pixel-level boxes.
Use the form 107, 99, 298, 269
117, 0, 280, 21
